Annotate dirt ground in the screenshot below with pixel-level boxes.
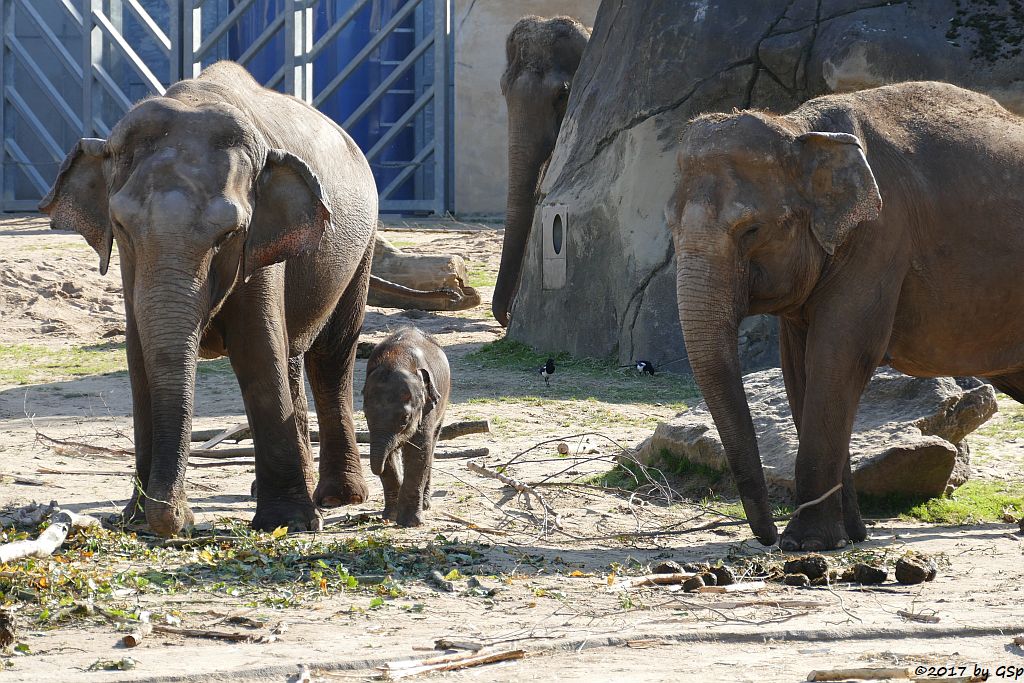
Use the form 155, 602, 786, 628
0, 215, 1022, 683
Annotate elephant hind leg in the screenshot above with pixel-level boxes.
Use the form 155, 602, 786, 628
307, 240, 373, 508
990, 372, 1024, 405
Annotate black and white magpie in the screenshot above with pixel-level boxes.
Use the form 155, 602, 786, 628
539, 358, 555, 385
636, 360, 656, 376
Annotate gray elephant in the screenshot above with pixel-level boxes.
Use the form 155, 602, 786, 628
669, 81, 1024, 551
492, 15, 590, 327
363, 327, 450, 527
40, 61, 377, 537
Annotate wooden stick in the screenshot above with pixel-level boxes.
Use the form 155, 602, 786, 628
190, 419, 490, 444
698, 581, 767, 594
196, 423, 249, 449
435, 447, 489, 460
378, 649, 525, 679
896, 609, 940, 624
466, 461, 562, 529
149, 624, 254, 642
440, 513, 506, 536
611, 573, 697, 590
807, 668, 911, 681
121, 622, 152, 647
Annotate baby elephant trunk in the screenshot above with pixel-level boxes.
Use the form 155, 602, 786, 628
369, 434, 400, 476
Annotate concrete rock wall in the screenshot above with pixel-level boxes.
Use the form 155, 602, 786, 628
507, 0, 1024, 370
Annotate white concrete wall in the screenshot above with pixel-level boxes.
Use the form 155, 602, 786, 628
452, 0, 601, 217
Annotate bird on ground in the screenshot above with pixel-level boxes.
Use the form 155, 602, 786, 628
636, 360, 656, 376
539, 358, 555, 385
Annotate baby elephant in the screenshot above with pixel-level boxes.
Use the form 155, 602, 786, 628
363, 327, 450, 527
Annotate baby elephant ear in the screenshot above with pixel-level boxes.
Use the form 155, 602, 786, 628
797, 131, 882, 255
419, 368, 440, 411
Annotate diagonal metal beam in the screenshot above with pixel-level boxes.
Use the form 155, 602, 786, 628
363, 86, 432, 162
378, 142, 432, 200
313, 0, 420, 108
4, 139, 51, 195
5, 34, 82, 132
16, 0, 83, 80
124, 0, 171, 53
308, 0, 372, 59
194, 0, 255, 61
92, 9, 165, 94
92, 63, 134, 113
237, 12, 285, 66
4, 85, 65, 161
343, 34, 432, 130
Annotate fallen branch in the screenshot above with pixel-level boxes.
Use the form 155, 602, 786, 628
896, 609, 940, 624
440, 513, 506, 536
611, 573, 696, 590
196, 423, 249, 449
807, 668, 911, 681
378, 649, 525, 680
190, 419, 489, 445
435, 447, 489, 460
35, 433, 131, 458
95, 606, 257, 643
466, 461, 562, 530
121, 622, 152, 648
698, 581, 767, 594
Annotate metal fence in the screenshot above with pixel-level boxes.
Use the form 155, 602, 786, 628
0, 0, 450, 213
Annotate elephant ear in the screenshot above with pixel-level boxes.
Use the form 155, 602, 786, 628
38, 138, 113, 274
419, 368, 440, 412
797, 131, 882, 255
244, 148, 331, 282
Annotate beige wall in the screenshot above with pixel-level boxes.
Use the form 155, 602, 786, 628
453, 0, 600, 217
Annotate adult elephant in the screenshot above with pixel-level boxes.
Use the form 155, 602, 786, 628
669, 81, 1024, 551
492, 15, 590, 327
40, 61, 377, 537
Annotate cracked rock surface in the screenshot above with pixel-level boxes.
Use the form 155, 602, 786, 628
634, 368, 998, 498
507, 0, 1024, 371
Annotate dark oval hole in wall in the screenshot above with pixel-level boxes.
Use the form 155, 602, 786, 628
552, 214, 563, 255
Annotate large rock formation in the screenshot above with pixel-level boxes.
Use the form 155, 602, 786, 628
507, 0, 1024, 371
634, 369, 998, 498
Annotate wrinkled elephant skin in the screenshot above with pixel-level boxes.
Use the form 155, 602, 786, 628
669, 81, 1024, 550
40, 61, 377, 537
363, 327, 451, 527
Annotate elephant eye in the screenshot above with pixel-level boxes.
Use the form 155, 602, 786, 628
212, 227, 241, 250
739, 224, 761, 248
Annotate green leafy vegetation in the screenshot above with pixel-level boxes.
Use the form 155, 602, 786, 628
860, 480, 1024, 525
465, 265, 497, 289
0, 343, 127, 385
0, 520, 487, 625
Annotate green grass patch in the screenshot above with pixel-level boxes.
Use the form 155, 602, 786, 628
860, 480, 1024, 524
465, 265, 496, 289
0, 343, 127, 385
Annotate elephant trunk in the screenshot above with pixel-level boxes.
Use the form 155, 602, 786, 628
492, 102, 556, 327
133, 271, 204, 537
369, 433, 400, 476
676, 253, 778, 546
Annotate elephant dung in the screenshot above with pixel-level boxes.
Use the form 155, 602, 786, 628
633, 368, 997, 498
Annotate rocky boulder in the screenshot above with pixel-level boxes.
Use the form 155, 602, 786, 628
634, 369, 997, 498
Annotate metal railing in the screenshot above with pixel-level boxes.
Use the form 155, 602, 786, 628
0, 0, 449, 213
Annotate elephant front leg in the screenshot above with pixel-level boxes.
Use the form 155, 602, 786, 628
395, 433, 434, 527
380, 453, 402, 521
121, 311, 152, 525
781, 305, 893, 551
230, 319, 320, 533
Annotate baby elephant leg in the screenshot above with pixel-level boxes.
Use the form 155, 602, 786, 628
396, 433, 435, 527
379, 454, 402, 522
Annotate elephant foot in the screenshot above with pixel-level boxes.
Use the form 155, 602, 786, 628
119, 490, 147, 526
145, 497, 195, 538
382, 504, 399, 522
396, 507, 424, 528
252, 497, 322, 533
844, 505, 868, 543
780, 514, 848, 551
314, 475, 369, 508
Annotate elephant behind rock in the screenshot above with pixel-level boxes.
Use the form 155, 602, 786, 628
40, 61, 377, 537
669, 81, 1024, 551
492, 15, 590, 327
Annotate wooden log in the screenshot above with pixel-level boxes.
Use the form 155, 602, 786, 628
190, 419, 489, 445
807, 668, 911, 681
122, 622, 152, 648
367, 233, 481, 311
612, 573, 697, 590
378, 649, 525, 679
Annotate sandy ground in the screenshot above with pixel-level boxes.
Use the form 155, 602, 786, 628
0, 215, 1022, 682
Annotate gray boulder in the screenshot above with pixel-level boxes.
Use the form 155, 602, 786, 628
634, 369, 997, 498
